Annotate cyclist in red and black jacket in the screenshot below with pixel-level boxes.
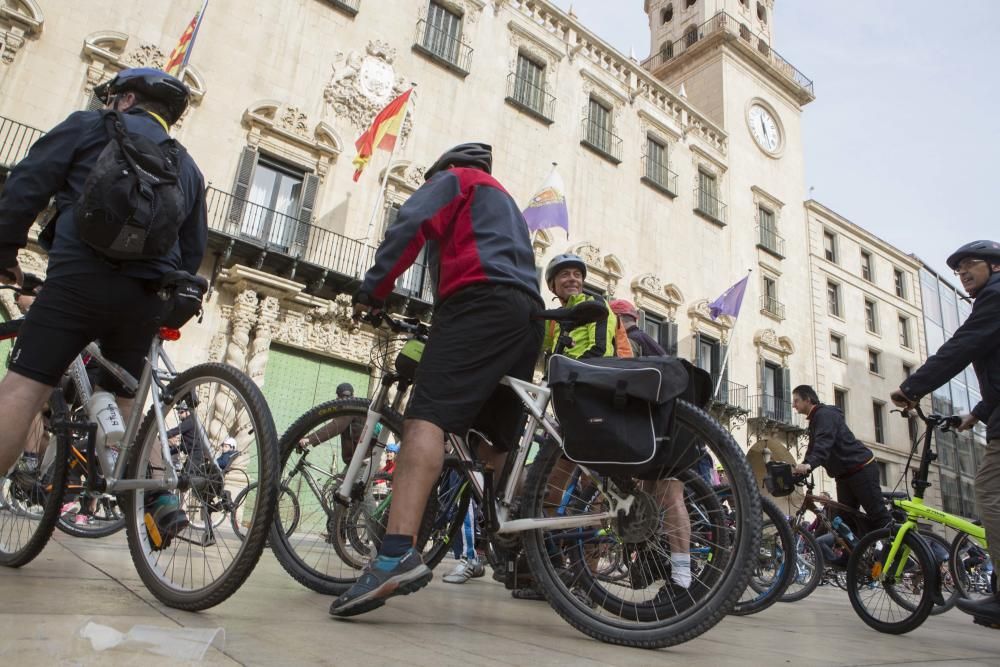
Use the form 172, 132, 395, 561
333, 143, 544, 618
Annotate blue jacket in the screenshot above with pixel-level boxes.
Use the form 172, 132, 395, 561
902, 272, 1000, 440
0, 109, 207, 279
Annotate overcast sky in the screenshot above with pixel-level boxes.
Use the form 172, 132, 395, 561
550, 0, 997, 280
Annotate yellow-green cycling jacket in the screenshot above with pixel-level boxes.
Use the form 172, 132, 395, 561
542, 293, 616, 359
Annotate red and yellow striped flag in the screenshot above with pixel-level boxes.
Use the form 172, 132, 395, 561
352, 89, 412, 182
165, 0, 209, 77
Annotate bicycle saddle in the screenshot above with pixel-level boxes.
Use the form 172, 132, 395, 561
535, 300, 607, 326
157, 270, 208, 292
881, 491, 908, 500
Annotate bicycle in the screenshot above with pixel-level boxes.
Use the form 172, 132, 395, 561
846, 405, 991, 633
272, 303, 762, 649
0, 275, 279, 610
728, 492, 796, 616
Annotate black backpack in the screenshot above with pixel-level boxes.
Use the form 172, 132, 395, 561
74, 110, 187, 261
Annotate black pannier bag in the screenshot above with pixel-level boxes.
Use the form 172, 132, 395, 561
547, 354, 704, 477
764, 461, 796, 497
157, 272, 208, 329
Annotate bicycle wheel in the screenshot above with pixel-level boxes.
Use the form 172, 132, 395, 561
779, 526, 823, 602
731, 495, 796, 616
268, 397, 404, 595
919, 530, 958, 615
846, 527, 936, 634
232, 482, 299, 540
123, 363, 278, 611
0, 394, 70, 567
521, 399, 762, 649
56, 494, 125, 539
950, 531, 995, 601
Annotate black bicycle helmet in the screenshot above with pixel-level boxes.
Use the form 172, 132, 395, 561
544, 253, 587, 288
423, 142, 492, 181
93, 67, 191, 125
946, 240, 1000, 270
335, 382, 354, 398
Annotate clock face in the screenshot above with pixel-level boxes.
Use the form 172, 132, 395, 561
748, 104, 781, 153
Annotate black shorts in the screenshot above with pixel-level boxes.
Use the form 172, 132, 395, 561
405, 284, 543, 451
8, 274, 165, 395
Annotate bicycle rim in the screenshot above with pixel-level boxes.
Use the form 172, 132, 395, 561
846, 527, 935, 634
123, 363, 278, 610
522, 399, 761, 649
731, 495, 796, 616
779, 527, 823, 602
950, 531, 995, 601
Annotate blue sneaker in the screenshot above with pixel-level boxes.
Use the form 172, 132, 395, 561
329, 548, 432, 617
143, 492, 189, 550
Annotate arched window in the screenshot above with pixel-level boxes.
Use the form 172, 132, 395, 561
686, 0, 696, 8
661, 4, 673, 23
684, 25, 699, 48
757, 2, 767, 23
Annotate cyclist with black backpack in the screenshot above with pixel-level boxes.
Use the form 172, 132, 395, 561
0, 67, 207, 544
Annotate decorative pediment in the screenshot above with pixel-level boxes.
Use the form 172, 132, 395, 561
688, 299, 733, 343
507, 20, 564, 71
631, 273, 683, 320
580, 69, 628, 107
383, 160, 427, 192
436, 0, 487, 22
243, 100, 342, 179
532, 227, 554, 261
567, 241, 623, 296
754, 328, 794, 363
1, 0, 43, 65
324, 40, 412, 138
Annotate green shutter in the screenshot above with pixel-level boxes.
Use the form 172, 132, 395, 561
782, 367, 792, 422
229, 146, 258, 228
661, 321, 678, 357
293, 173, 319, 258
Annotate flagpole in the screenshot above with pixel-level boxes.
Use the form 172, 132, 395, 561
181, 0, 209, 73
362, 85, 416, 250
713, 268, 752, 399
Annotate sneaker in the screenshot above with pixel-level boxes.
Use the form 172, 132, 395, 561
443, 558, 481, 584
74, 514, 90, 526
650, 581, 696, 614
628, 546, 672, 590
143, 492, 189, 550
329, 548, 431, 617
471, 558, 486, 579
9, 463, 45, 506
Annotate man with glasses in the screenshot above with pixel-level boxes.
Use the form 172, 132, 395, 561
891, 240, 1000, 628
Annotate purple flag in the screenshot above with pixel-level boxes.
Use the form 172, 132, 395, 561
522, 168, 569, 236
709, 275, 749, 320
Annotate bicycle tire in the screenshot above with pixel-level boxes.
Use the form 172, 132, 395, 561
56, 495, 125, 539
0, 391, 70, 567
521, 399, 762, 649
268, 397, 405, 595
846, 526, 936, 634
123, 362, 278, 611
950, 531, 995, 601
779, 526, 824, 602
232, 482, 299, 540
731, 495, 796, 616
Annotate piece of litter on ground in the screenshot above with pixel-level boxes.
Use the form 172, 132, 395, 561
79, 621, 225, 661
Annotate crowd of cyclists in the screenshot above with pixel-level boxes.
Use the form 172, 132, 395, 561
0, 66, 997, 639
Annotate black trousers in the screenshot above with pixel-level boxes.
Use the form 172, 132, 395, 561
835, 463, 891, 534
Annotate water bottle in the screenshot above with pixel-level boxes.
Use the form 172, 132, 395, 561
832, 515, 859, 548
86, 390, 126, 463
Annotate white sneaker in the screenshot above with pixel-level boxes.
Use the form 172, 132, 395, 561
443, 558, 481, 584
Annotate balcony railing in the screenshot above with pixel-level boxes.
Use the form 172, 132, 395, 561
580, 118, 623, 163
505, 72, 556, 123
641, 153, 678, 196
206, 187, 433, 302
0, 115, 45, 172
756, 225, 785, 258
324, 0, 359, 16
760, 294, 785, 320
748, 394, 802, 430
414, 18, 473, 75
694, 187, 727, 225
711, 379, 749, 413
640, 12, 814, 100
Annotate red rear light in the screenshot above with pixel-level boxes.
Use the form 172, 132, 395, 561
159, 327, 182, 341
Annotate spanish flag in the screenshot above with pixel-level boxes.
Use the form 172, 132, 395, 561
165, 0, 209, 77
352, 89, 412, 182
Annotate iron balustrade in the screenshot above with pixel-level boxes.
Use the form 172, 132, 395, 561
641, 12, 814, 99
206, 187, 433, 302
641, 153, 678, 195
712, 379, 749, 413
756, 224, 785, 257
760, 294, 785, 320
414, 18, 474, 74
0, 115, 45, 171
694, 186, 727, 224
748, 394, 801, 428
580, 117, 623, 162
505, 72, 556, 122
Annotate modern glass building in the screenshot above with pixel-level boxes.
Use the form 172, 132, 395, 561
919, 266, 986, 518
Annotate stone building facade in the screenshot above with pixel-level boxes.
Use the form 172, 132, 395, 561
0, 0, 946, 503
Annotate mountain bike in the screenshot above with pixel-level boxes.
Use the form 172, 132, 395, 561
272, 303, 762, 649
728, 492, 796, 616
846, 405, 990, 633
0, 275, 279, 610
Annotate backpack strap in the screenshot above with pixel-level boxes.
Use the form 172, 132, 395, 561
103, 110, 156, 227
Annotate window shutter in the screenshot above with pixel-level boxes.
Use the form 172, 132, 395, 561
661, 321, 678, 356
293, 173, 319, 258
719, 344, 730, 403
693, 331, 703, 367
758, 358, 767, 418
228, 147, 258, 229
781, 367, 792, 422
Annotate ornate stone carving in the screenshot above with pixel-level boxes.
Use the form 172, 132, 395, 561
0, 0, 43, 66
631, 273, 683, 320
271, 296, 372, 367
566, 242, 623, 296
386, 161, 427, 191
507, 21, 564, 72
122, 43, 167, 70
222, 289, 259, 374
324, 40, 412, 137
753, 328, 795, 364
247, 296, 281, 387
276, 106, 310, 140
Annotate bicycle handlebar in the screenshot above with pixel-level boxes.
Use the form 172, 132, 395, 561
0, 272, 42, 297
356, 308, 429, 338
893, 404, 962, 431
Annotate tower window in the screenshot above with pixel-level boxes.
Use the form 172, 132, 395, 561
686, 0, 696, 8
757, 2, 767, 22
662, 4, 673, 23
685, 25, 699, 48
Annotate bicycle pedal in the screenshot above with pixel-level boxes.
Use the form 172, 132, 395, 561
144, 512, 166, 550
973, 616, 1000, 630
